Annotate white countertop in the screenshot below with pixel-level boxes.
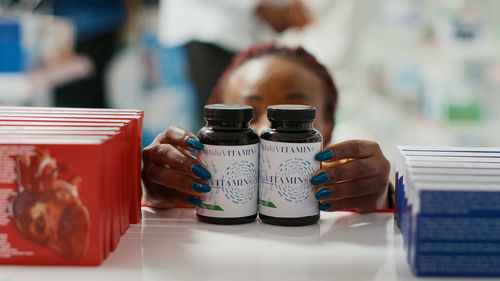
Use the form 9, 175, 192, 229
0, 208, 487, 281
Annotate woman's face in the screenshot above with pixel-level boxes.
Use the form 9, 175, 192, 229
221, 56, 334, 144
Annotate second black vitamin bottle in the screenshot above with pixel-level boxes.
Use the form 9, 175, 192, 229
259, 105, 322, 226
196, 104, 259, 224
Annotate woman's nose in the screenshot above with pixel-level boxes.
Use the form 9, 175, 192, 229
252, 117, 270, 135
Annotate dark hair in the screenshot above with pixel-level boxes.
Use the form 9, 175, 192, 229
208, 42, 338, 120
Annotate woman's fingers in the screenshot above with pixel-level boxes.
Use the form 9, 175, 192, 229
318, 193, 385, 214
313, 177, 385, 201
142, 183, 203, 209
143, 143, 211, 180
315, 140, 381, 162
311, 139, 391, 212
310, 157, 381, 185
144, 163, 211, 196
154, 125, 204, 151
141, 126, 210, 209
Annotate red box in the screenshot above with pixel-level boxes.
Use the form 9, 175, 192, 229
0, 121, 131, 257
0, 115, 140, 227
0, 119, 131, 258
0, 107, 144, 266
0, 138, 108, 265
0, 130, 123, 257
0, 111, 144, 226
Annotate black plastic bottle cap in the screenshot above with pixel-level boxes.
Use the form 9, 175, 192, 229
267, 104, 316, 122
203, 104, 253, 122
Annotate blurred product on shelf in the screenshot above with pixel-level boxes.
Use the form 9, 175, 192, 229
52, 0, 126, 108
362, 0, 500, 123
0, 106, 143, 266
0, 14, 91, 106
329, 0, 500, 180
0, 18, 22, 72
0, 14, 75, 72
38, 15, 75, 67
107, 6, 198, 147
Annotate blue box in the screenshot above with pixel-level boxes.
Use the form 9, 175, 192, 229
396, 146, 500, 277
0, 18, 23, 72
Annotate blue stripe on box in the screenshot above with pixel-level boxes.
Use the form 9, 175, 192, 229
411, 190, 500, 277
396, 175, 406, 228
420, 190, 500, 215
395, 172, 400, 226
414, 254, 500, 277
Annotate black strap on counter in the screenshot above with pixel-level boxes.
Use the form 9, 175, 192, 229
387, 182, 395, 210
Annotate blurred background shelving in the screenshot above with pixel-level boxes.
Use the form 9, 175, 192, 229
1, 0, 500, 172
332, 0, 500, 176
0, 55, 92, 106
0, 10, 92, 106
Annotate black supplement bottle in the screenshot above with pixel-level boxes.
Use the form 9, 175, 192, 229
259, 105, 322, 226
196, 104, 260, 224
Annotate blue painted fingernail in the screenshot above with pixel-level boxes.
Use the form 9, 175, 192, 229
192, 182, 211, 193
188, 197, 202, 206
315, 149, 333, 161
310, 172, 329, 185
187, 138, 204, 150
192, 164, 211, 180
315, 188, 330, 200
319, 203, 332, 211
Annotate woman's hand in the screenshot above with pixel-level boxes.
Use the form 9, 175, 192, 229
141, 126, 211, 209
310, 140, 391, 213
256, 0, 312, 33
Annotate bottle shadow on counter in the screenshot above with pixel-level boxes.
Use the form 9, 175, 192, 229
159, 209, 391, 247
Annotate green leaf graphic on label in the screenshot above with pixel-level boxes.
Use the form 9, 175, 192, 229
259, 199, 277, 208
199, 204, 224, 211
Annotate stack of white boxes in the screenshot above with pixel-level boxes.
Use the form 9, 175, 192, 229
395, 146, 500, 277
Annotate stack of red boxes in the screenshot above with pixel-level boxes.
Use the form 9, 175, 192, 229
0, 106, 143, 265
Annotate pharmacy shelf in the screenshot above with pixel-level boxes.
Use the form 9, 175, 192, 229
0, 55, 92, 106
332, 86, 500, 181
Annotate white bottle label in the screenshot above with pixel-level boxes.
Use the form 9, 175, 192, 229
196, 143, 259, 218
259, 139, 321, 217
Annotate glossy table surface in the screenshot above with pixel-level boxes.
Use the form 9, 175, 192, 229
0, 208, 488, 281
